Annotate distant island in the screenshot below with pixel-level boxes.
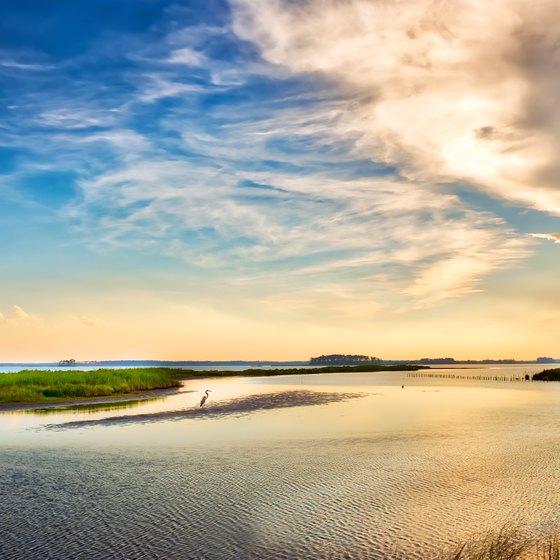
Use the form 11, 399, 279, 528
58, 359, 76, 366
310, 354, 381, 365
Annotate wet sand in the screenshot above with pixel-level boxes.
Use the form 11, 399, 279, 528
45, 390, 366, 430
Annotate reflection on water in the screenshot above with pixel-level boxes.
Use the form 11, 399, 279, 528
22, 397, 164, 415
1, 365, 560, 559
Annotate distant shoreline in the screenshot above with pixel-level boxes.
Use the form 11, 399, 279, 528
1, 359, 558, 368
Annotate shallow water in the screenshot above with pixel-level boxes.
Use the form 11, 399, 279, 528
1, 365, 560, 559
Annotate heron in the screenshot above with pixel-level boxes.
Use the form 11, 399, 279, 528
200, 389, 211, 407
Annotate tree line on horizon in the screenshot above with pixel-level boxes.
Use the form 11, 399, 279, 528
309, 354, 381, 365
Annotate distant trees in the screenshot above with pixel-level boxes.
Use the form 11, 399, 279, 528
309, 354, 381, 365
536, 357, 558, 363
418, 357, 456, 364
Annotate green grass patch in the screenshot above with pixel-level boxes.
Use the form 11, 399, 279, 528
0, 367, 182, 404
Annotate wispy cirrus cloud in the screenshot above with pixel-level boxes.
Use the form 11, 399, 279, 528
37, 109, 118, 130
70, 153, 527, 310
139, 75, 211, 103
0, 59, 53, 71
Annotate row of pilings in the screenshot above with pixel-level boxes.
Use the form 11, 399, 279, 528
406, 372, 533, 382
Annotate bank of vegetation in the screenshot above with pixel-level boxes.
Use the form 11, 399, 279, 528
187, 364, 426, 376
532, 368, 560, 381
0, 364, 426, 405
0, 368, 182, 404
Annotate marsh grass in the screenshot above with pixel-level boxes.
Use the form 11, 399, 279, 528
447, 527, 527, 560
445, 527, 560, 560
537, 535, 560, 560
0, 368, 182, 403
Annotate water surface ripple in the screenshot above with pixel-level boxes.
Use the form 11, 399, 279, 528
2, 366, 560, 559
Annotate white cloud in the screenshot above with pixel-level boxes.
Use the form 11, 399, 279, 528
12, 305, 29, 320
167, 48, 206, 66
529, 233, 560, 244
81, 316, 108, 328
0, 305, 42, 327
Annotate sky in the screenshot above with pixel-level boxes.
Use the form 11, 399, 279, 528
1, 0, 559, 362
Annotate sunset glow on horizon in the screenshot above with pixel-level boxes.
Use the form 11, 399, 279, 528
1, 0, 560, 362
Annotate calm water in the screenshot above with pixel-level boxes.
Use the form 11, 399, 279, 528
1, 365, 560, 559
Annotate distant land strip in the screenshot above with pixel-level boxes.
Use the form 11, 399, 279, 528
1, 357, 559, 368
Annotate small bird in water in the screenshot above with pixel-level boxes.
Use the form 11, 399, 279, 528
200, 389, 211, 407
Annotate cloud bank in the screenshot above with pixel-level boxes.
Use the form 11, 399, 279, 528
231, 0, 560, 213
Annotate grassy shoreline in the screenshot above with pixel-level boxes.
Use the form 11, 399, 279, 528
532, 368, 560, 381
0, 364, 425, 406
0, 367, 183, 405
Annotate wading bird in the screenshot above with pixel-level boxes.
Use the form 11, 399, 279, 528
200, 389, 211, 407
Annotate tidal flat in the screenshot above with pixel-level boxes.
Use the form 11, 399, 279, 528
1, 365, 560, 559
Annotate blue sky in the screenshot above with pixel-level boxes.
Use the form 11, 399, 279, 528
1, 0, 559, 361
